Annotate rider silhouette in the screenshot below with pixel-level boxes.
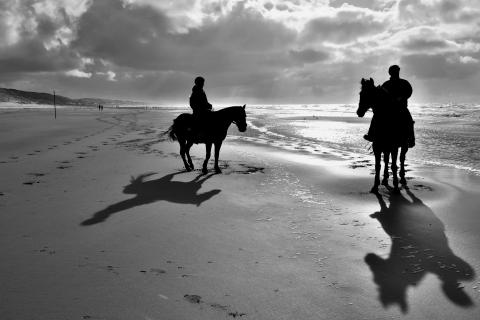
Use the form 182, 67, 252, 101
189, 76, 213, 138
364, 65, 415, 147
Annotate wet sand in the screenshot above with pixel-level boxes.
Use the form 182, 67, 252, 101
0, 107, 479, 319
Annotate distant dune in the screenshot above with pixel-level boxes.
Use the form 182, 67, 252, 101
0, 87, 140, 107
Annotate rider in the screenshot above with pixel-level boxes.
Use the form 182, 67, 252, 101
189, 76, 213, 137
364, 65, 415, 147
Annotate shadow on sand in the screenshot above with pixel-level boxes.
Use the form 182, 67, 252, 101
81, 172, 220, 226
365, 187, 475, 313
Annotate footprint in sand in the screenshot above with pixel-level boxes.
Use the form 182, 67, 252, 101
35, 246, 56, 255
184, 294, 202, 304
29, 173, 46, 177
75, 152, 88, 159
23, 181, 41, 185
56, 161, 72, 169
23, 173, 46, 185
184, 294, 247, 318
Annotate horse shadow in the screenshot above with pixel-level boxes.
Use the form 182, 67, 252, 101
81, 172, 220, 226
365, 188, 475, 313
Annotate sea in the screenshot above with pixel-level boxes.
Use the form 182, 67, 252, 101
161, 103, 480, 175
2, 102, 479, 175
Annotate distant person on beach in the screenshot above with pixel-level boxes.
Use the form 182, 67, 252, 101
364, 65, 415, 147
189, 76, 213, 136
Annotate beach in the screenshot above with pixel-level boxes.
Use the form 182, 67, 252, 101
1, 106, 480, 320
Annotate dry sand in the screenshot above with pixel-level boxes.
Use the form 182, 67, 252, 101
1, 107, 479, 320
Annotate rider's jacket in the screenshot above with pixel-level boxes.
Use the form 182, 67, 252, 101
190, 85, 212, 115
381, 78, 412, 109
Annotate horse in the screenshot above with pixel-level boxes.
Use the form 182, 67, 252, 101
165, 105, 247, 174
357, 78, 409, 193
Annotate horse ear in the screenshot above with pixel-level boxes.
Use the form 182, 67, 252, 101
361, 78, 365, 85
369, 78, 374, 85
242, 104, 246, 109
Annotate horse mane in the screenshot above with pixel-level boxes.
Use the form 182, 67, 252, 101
214, 105, 244, 113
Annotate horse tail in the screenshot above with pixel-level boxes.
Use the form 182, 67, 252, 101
164, 113, 192, 141
164, 122, 178, 141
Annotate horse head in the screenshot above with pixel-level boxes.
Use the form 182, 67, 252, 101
233, 104, 247, 132
357, 78, 375, 117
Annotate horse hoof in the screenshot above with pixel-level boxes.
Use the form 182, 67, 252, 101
202, 168, 208, 174
370, 187, 379, 194
400, 177, 407, 185
185, 167, 192, 172
214, 167, 222, 174
392, 187, 401, 194
381, 179, 389, 186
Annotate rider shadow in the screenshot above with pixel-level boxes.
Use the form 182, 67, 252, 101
365, 188, 475, 313
81, 172, 220, 226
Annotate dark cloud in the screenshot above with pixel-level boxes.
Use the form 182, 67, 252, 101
401, 38, 450, 51
398, 0, 480, 23
329, 0, 394, 10
401, 53, 480, 80
289, 48, 330, 64
275, 3, 290, 11
264, 2, 274, 11
301, 9, 387, 44
0, 40, 78, 73
0, 0, 81, 74
73, 0, 296, 73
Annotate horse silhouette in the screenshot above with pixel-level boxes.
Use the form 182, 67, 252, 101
357, 78, 410, 193
165, 106, 247, 174
81, 172, 220, 225
365, 189, 474, 312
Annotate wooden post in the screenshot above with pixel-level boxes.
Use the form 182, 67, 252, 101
53, 90, 56, 119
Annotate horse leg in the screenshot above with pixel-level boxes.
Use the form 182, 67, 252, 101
399, 146, 408, 185
185, 140, 194, 170
371, 145, 381, 193
382, 150, 390, 186
202, 142, 212, 174
214, 141, 223, 174
391, 148, 400, 193
178, 138, 191, 171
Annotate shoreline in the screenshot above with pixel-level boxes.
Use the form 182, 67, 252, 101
1, 108, 479, 319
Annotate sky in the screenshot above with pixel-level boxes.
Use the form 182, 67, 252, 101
0, 0, 479, 105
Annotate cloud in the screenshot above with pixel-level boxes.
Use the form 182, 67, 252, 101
72, 0, 297, 74
300, 7, 389, 44
0, 0, 479, 103
65, 69, 92, 78
96, 70, 117, 81
398, 0, 480, 24
401, 53, 480, 80
0, 0, 88, 74
289, 48, 330, 64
